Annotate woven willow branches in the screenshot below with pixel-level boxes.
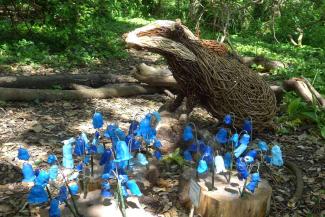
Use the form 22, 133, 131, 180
125, 20, 277, 130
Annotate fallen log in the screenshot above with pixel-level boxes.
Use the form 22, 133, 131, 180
0, 74, 138, 89
0, 84, 162, 101
241, 56, 285, 71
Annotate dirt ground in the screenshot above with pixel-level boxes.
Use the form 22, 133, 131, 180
0, 50, 324, 217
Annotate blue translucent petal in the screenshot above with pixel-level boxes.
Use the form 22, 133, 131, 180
58, 186, 68, 202
243, 119, 253, 133
115, 128, 126, 141
125, 135, 141, 151
215, 155, 226, 173
83, 155, 90, 164
258, 140, 269, 151
224, 114, 232, 125
69, 183, 79, 195
202, 146, 214, 165
236, 159, 249, 180
234, 144, 248, 158
76, 163, 83, 172
215, 128, 228, 144
197, 160, 208, 174
239, 134, 250, 145
136, 153, 148, 166
154, 150, 162, 160
246, 180, 258, 193
198, 140, 207, 153
183, 150, 193, 161
74, 137, 85, 156
187, 143, 197, 153
96, 144, 105, 154
270, 145, 284, 166
126, 180, 142, 196
182, 126, 194, 142
115, 141, 132, 162
245, 150, 258, 160
92, 112, 104, 129
18, 147, 30, 161
35, 170, 49, 186
231, 133, 239, 148
22, 162, 35, 182
153, 140, 162, 149
128, 121, 139, 135
224, 152, 232, 169
49, 165, 59, 181
28, 185, 48, 204
47, 154, 57, 165
104, 124, 118, 139
99, 149, 112, 166
151, 111, 161, 123
121, 185, 128, 197
62, 143, 74, 169
102, 161, 115, 179
49, 198, 61, 217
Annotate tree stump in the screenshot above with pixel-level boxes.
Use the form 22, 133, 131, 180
179, 168, 272, 217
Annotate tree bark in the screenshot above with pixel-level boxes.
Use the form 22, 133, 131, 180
0, 84, 162, 101
0, 74, 137, 89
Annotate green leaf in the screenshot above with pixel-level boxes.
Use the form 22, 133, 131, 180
287, 98, 302, 117
321, 127, 325, 139
301, 111, 318, 123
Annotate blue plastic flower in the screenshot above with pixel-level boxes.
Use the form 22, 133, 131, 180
246, 172, 261, 193
270, 145, 284, 166
49, 165, 59, 181
239, 133, 250, 145
215, 128, 228, 144
153, 139, 162, 149
22, 162, 35, 182
224, 152, 232, 169
92, 112, 104, 129
197, 160, 208, 174
99, 149, 112, 166
49, 198, 61, 217
74, 137, 85, 156
215, 156, 226, 173
231, 133, 239, 148
224, 114, 232, 125
115, 141, 132, 162
236, 159, 249, 180
69, 183, 79, 195
243, 119, 253, 133
35, 170, 50, 186
28, 185, 48, 204
182, 125, 194, 142
136, 153, 148, 166
183, 150, 193, 161
234, 144, 248, 158
47, 154, 57, 165
57, 186, 68, 202
154, 150, 162, 160
258, 140, 269, 151
126, 180, 142, 196
128, 121, 139, 135
62, 143, 74, 169
18, 147, 30, 161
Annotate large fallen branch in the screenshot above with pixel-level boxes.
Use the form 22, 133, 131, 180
0, 84, 162, 101
0, 74, 137, 89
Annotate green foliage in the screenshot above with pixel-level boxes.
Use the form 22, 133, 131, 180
162, 148, 185, 166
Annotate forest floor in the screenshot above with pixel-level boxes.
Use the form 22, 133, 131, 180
0, 49, 324, 217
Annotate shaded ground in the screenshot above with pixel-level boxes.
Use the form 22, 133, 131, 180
0, 50, 324, 217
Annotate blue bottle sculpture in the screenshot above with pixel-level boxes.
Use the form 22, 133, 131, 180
92, 112, 104, 129
49, 198, 61, 217
270, 145, 284, 166
197, 160, 208, 174
18, 147, 30, 161
47, 154, 57, 165
215, 128, 228, 144
224, 152, 232, 169
136, 153, 148, 166
126, 180, 142, 196
62, 142, 74, 169
182, 125, 194, 142
35, 170, 49, 186
27, 185, 48, 204
49, 165, 59, 181
22, 162, 35, 182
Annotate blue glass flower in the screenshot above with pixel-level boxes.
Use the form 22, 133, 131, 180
28, 185, 48, 204
243, 119, 253, 133
47, 154, 57, 165
74, 137, 85, 156
153, 139, 162, 149
49, 198, 61, 217
68, 172, 79, 181
224, 114, 232, 125
115, 128, 126, 141
224, 152, 232, 169
234, 144, 248, 158
35, 170, 50, 186
198, 140, 207, 153
136, 153, 148, 166
101, 181, 112, 198
197, 160, 208, 174
258, 140, 269, 151
215, 155, 226, 173
182, 125, 194, 142
265, 155, 271, 163
121, 185, 128, 197
34, 168, 40, 177
125, 135, 141, 151
202, 146, 213, 165
83, 155, 90, 164
246, 172, 261, 193
236, 159, 249, 180
96, 143, 105, 154
270, 145, 284, 166
81, 133, 90, 150
154, 150, 162, 160
76, 163, 83, 172
118, 175, 129, 184
215, 128, 228, 144
62, 143, 74, 169
151, 111, 161, 124
128, 121, 139, 135
115, 141, 132, 162
22, 162, 35, 182
187, 143, 198, 153
239, 133, 250, 145
231, 133, 239, 148
126, 180, 142, 197
18, 147, 30, 161
102, 161, 116, 180
99, 149, 112, 166
88, 145, 97, 154
62, 137, 75, 146
137, 115, 151, 138
49, 165, 59, 181
183, 150, 193, 161
57, 186, 68, 202
92, 112, 104, 129
244, 149, 258, 164
104, 124, 118, 139
69, 183, 79, 195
